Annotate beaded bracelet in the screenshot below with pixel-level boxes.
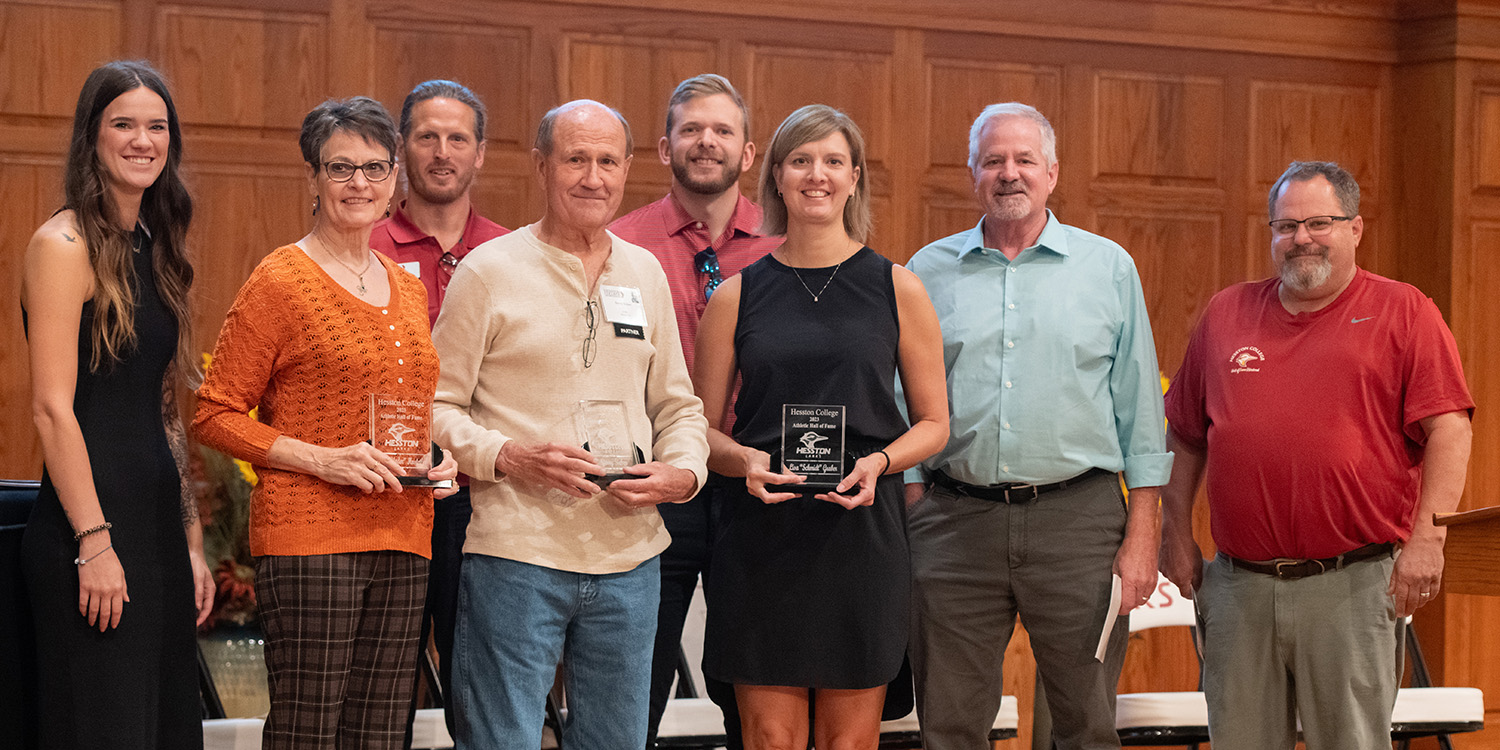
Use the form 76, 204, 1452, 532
75, 543, 113, 566
73, 521, 112, 541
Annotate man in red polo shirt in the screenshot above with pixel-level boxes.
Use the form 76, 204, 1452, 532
371, 80, 509, 742
1160, 161, 1473, 750
610, 73, 781, 749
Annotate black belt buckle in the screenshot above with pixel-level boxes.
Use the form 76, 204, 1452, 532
1273, 558, 1324, 580
1003, 484, 1039, 504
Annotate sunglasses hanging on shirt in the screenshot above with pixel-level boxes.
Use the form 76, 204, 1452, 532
695, 247, 723, 301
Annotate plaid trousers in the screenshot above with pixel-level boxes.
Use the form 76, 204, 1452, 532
256, 551, 429, 750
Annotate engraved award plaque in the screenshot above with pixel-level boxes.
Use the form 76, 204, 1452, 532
769, 404, 848, 494
576, 399, 643, 487
369, 394, 450, 488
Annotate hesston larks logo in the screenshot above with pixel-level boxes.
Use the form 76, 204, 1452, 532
1229, 346, 1264, 374
796, 431, 832, 456
384, 422, 420, 449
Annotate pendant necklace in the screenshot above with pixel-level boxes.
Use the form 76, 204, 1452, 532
788, 241, 856, 303
320, 237, 373, 295
792, 261, 843, 303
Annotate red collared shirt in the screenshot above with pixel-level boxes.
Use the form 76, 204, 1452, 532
610, 192, 781, 374
371, 202, 509, 326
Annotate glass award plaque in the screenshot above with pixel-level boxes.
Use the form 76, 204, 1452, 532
369, 394, 451, 488
576, 399, 644, 487
768, 404, 849, 494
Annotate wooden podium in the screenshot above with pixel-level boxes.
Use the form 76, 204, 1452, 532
1434, 506, 1500, 596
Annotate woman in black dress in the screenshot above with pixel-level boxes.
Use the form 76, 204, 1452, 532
21, 61, 212, 749
693, 104, 949, 749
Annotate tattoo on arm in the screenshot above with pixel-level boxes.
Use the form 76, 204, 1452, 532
62, 232, 76, 243
163, 364, 199, 528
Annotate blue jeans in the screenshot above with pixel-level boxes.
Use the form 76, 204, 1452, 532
453, 554, 660, 750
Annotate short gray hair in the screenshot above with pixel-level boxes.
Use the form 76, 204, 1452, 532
535, 99, 633, 157
968, 102, 1056, 170
1268, 161, 1360, 218
299, 97, 399, 168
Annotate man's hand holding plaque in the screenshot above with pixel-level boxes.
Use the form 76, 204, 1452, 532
576, 400, 645, 487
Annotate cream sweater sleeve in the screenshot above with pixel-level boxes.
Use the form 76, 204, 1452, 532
431, 260, 510, 482
635, 246, 710, 494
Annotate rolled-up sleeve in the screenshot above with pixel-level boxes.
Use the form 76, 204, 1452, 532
1111, 260, 1173, 488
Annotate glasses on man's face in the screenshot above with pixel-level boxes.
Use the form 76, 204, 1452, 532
695, 247, 723, 301
321, 159, 395, 183
583, 299, 599, 368
1268, 215, 1351, 238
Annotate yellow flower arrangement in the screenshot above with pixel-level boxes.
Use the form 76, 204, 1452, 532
201, 352, 257, 487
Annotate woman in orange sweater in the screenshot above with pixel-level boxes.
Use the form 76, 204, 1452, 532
194, 97, 457, 750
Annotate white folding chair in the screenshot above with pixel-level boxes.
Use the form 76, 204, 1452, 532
1114, 575, 1487, 750
1113, 574, 1208, 747
204, 708, 456, 750
877, 695, 1019, 748
202, 718, 264, 750
657, 695, 729, 749
655, 583, 728, 749
1391, 617, 1484, 749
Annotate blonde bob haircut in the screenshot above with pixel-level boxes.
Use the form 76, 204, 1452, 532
758, 104, 871, 242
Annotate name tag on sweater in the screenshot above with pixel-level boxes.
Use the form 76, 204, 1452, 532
600, 285, 647, 327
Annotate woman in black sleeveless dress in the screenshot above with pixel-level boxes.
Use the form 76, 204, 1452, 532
20, 61, 211, 749
693, 105, 949, 749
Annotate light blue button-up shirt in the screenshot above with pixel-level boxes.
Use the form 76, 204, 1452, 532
903, 212, 1173, 488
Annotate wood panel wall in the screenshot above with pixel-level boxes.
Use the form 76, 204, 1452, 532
2, 0, 1498, 747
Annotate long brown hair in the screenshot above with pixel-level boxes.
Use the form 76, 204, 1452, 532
65, 60, 194, 374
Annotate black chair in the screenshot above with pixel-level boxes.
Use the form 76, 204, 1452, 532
1, 479, 41, 750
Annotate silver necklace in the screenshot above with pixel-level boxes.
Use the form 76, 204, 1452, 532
791, 260, 844, 303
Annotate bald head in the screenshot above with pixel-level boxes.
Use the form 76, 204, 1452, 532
535, 99, 633, 157
532, 99, 634, 235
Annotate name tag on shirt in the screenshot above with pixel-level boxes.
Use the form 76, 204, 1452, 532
600, 285, 647, 339
399, 261, 421, 279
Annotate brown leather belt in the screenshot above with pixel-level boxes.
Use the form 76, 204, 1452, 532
932, 467, 1113, 504
1228, 542, 1395, 580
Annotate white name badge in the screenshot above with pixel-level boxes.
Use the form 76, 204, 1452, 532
600, 285, 647, 327
399, 261, 421, 279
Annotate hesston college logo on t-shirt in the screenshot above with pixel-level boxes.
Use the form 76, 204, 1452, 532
1229, 346, 1265, 374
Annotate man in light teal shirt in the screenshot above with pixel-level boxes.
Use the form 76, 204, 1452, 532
903, 103, 1172, 750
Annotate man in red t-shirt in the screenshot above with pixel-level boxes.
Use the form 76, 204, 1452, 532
610, 74, 780, 749
1161, 161, 1473, 750
370, 80, 510, 743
